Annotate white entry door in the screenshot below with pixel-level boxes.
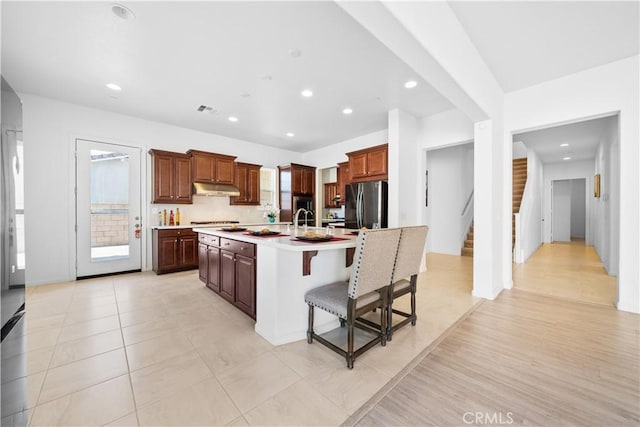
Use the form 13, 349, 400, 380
76, 139, 142, 277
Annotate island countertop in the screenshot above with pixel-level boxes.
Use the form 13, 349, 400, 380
192, 224, 358, 252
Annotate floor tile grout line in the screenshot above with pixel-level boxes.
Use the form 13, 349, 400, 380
111, 278, 141, 427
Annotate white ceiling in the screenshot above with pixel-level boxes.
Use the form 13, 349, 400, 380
513, 115, 616, 164
1, 2, 638, 152
448, 1, 639, 92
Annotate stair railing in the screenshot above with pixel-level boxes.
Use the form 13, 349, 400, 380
460, 190, 474, 249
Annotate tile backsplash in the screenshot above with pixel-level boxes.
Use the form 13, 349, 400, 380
150, 196, 267, 226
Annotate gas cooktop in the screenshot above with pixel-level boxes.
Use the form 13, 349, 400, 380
190, 220, 240, 225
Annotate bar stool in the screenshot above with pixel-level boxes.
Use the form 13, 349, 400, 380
386, 226, 429, 340
304, 228, 402, 369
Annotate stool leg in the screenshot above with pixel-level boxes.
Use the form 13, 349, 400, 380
347, 319, 354, 369
307, 305, 314, 343
387, 287, 394, 341
410, 276, 417, 326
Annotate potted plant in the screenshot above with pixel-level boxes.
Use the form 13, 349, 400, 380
264, 206, 280, 223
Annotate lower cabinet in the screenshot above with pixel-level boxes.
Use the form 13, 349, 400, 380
152, 228, 198, 274
198, 234, 256, 319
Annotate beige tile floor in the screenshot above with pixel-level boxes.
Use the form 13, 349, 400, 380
4, 253, 477, 426
513, 239, 617, 307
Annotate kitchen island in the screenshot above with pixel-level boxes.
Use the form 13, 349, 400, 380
193, 225, 358, 345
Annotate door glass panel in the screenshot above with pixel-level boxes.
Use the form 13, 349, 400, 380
90, 149, 130, 262
14, 140, 25, 270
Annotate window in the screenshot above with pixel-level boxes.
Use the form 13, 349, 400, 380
260, 168, 276, 207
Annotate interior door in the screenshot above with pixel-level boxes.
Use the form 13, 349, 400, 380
552, 180, 571, 242
76, 139, 142, 277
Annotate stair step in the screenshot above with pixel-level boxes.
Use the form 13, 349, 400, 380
464, 240, 473, 248
461, 247, 474, 257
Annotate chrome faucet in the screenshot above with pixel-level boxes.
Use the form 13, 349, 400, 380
303, 210, 313, 230
294, 208, 314, 230
294, 208, 307, 230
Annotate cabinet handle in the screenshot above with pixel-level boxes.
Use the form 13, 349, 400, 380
240, 246, 246, 250
225, 242, 230, 246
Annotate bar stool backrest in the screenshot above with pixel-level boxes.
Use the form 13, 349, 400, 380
392, 226, 429, 283
347, 228, 402, 299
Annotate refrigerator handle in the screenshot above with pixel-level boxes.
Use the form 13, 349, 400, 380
356, 184, 362, 229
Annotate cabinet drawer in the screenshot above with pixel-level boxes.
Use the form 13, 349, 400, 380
199, 234, 220, 246
158, 228, 194, 238
220, 238, 255, 258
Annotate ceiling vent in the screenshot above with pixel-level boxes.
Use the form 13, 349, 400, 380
196, 105, 216, 113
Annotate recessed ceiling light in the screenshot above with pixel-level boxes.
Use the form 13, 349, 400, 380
563, 156, 572, 160
342, 108, 353, 115
105, 83, 121, 91
228, 116, 238, 122
404, 80, 418, 89
111, 4, 135, 20
560, 143, 569, 147
286, 132, 295, 137
289, 48, 302, 58
301, 89, 313, 98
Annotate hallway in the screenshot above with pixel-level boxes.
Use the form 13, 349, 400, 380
513, 240, 617, 307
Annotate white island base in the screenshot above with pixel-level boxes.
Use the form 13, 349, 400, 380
194, 225, 357, 346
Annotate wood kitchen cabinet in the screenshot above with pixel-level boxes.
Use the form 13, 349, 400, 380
278, 163, 316, 223
188, 149, 236, 184
152, 228, 198, 274
324, 183, 338, 208
198, 234, 256, 319
231, 162, 261, 205
149, 149, 193, 204
290, 164, 315, 196
347, 144, 388, 182
337, 161, 349, 206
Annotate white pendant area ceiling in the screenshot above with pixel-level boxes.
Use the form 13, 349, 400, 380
2, 2, 638, 153
1, 1, 453, 152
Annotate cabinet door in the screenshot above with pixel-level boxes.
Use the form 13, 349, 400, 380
158, 237, 179, 271
178, 235, 198, 268
235, 255, 256, 318
215, 157, 235, 184
302, 167, 315, 195
292, 166, 304, 194
192, 154, 214, 182
231, 163, 249, 204
349, 152, 368, 180
367, 147, 388, 178
153, 153, 174, 203
219, 250, 236, 302
247, 166, 260, 204
207, 246, 220, 292
324, 183, 338, 208
174, 156, 193, 203
337, 162, 349, 206
198, 243, 208, 283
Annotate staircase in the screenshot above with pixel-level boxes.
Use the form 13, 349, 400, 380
512, 158, 528, 247
462, 226, 474, 257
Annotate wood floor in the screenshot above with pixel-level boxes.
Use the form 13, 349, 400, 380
513, 239, 617, 307
350, 290, 639, 426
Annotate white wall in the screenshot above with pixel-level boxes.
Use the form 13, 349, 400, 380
570, 179, 586, 238
425, 143, 474, 255
552, 180, 572, 242
594, 116, 620, 274
301, 129, 387, 169
505, 56, 638, 313
22, 94, 302, 286
516, 147, 543, 262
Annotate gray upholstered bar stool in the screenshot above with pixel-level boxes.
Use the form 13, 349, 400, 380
386, 225, 429, 341
304, 228, 401, 369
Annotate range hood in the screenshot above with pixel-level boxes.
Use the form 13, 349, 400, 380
193, 182, 240, 197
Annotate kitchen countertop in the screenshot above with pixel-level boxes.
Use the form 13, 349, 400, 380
151, 221, 290, 230
193, 224, 357, 252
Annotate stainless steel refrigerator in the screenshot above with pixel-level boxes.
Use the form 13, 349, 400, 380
1, 76, 28, 425
345, 180, 388, 229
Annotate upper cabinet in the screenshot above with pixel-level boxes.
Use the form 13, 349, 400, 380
188, 150, 236, 184
347, 144, 388, 182
324, 183, 338, 208
336, 161, 349, 206
149, 149, 193, 204
290, 164, 316, 196
231, 162, 261, 205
